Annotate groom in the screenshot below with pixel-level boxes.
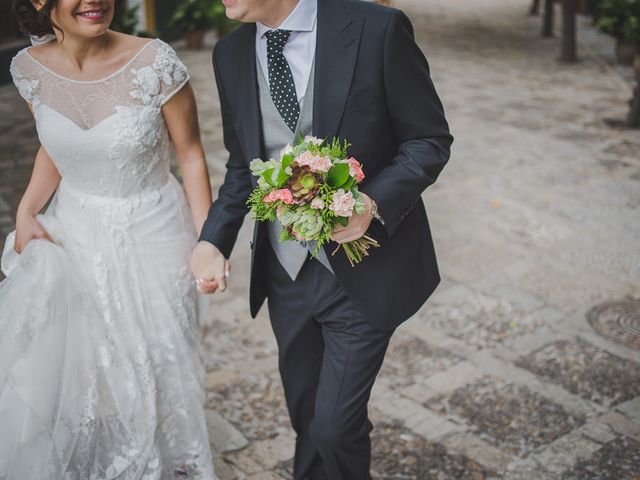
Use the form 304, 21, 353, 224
191, 0, 452, 478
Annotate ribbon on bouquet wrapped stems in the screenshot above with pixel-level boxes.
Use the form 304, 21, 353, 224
331, 235, 380, 268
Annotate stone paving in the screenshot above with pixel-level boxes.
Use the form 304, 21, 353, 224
1, 0, 639, 479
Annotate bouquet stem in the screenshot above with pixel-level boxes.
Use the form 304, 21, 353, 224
331, 235, 380, 267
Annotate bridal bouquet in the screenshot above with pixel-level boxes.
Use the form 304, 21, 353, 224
247, 136, 379, 266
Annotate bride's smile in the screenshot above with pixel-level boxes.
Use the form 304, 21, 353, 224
74, 8, 109, 22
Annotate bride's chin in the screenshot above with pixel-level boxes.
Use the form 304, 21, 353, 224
70, 17, 114, 37
66, 26, 112, 40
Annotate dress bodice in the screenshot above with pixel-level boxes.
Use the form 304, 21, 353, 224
10, 39, 189, 197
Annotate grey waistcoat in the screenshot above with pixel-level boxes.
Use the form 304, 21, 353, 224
257, 59, 333, 280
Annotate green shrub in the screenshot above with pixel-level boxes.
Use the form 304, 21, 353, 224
210, 1, 240, 37
170, 0, 214, 32
596, 0, 640, 41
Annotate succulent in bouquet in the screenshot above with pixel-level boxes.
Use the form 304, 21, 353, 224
247, 136, 380, 266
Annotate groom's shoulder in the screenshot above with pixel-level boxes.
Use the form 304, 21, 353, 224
342, 0, 407, 34
213, 22, 254, 59
343, 0, 398, 21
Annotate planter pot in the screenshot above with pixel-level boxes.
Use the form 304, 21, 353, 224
615, 41, 636, 65
185, 29, 205, 49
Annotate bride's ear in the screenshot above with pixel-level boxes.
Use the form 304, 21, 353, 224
31, 0, 46, 12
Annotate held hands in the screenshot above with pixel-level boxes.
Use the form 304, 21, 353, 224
190, 241, 231, 295
190, 193, 375, 291
331, 192, 374, 244
14, 213, 52, 253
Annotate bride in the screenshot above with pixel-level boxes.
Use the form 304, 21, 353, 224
0, 0, 220, 478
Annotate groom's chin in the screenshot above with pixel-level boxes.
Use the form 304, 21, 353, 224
221, 0, 259, 23
220, 0, 244, 22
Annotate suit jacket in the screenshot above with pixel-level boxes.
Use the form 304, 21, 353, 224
200, 0, 453, 331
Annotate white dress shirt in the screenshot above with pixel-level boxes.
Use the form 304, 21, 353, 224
256, 0, 317, 104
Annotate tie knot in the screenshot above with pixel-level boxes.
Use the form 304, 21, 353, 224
266, 29, 292, 53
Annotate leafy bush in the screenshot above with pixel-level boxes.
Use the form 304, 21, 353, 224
596, 0, 640, 41
118, 4, 140, 35
170, 0, 214, 32
211, 1, 240, 37
622, 3, 640, 47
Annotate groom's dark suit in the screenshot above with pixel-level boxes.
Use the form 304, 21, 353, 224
200, 0, 452, 478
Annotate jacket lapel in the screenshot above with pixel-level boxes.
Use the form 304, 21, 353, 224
232, 24, 264, 165
313, 0, 363, 138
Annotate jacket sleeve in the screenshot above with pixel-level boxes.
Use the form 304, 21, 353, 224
360, 10, 453, 237
198, 43, 253, 258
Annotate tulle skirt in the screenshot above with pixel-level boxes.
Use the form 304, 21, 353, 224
0, 176, 216, 479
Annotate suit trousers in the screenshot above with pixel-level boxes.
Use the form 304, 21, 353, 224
264, 243, 393, 480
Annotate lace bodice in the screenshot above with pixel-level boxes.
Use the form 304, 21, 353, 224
10, 39, 189, 197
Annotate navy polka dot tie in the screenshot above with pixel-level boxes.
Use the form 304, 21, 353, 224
266, 29, 300, 132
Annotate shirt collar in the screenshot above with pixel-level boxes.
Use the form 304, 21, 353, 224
256, 0, 317, 39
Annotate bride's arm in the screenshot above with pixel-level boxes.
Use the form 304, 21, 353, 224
14, 146, 60, 252
162, 83, 212, 236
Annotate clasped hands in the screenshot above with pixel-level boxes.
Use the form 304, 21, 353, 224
190, 193, 374, 295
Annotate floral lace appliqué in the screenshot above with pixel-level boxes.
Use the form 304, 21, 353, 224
109, 106, 165, 190
10, 66, 40, 107
130, 43, 188, 107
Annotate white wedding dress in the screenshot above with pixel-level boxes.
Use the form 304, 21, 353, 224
0, 39, 216, 479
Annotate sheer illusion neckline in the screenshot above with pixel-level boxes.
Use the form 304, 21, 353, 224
25, 38, 157, 84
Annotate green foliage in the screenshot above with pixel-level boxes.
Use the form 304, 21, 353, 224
250, 158, 280, 189
246, 135, 376, 263
136, 30, 157, 39
118, 4, 140, 35
247, 188, 277, 222
595, 0, 640, 41
111, 4, 154, 37
326, 163, 350, 188
282, 154, 295, 169
302, 137, 351, 161
623, 6, 640, 47
171, 0, 214, 32
210, 1, 241, 36
250, 158, 279, 175
262, 167, 290, 188
353, 191, 367, 215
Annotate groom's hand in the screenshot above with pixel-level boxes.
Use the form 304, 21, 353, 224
190, 241, 230, 294
331, 193, 374, 244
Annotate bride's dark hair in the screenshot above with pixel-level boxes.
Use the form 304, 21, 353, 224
13, 0, 61, 38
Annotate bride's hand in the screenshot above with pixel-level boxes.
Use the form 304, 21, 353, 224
14, 213, 52, 253
190, 241, 230, 294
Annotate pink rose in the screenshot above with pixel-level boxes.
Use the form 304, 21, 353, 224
295, 151, 333, 173
264, 189, 294, 205
329, 189, 356, 217
310, 197, 325, 210
347, 157, 365, 183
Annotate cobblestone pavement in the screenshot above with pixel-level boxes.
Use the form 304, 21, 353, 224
1, 1, 640, 478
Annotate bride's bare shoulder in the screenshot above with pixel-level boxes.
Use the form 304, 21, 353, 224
26, 40, 57, 63
110, 31, 155, 55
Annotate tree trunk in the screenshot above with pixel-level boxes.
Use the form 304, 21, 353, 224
627, 57, 640, 128
530, 0, 541, 15
542, 0, 554, 37
561, 0, 578, 62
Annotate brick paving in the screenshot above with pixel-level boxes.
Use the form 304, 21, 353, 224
1, 1, 639, 478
